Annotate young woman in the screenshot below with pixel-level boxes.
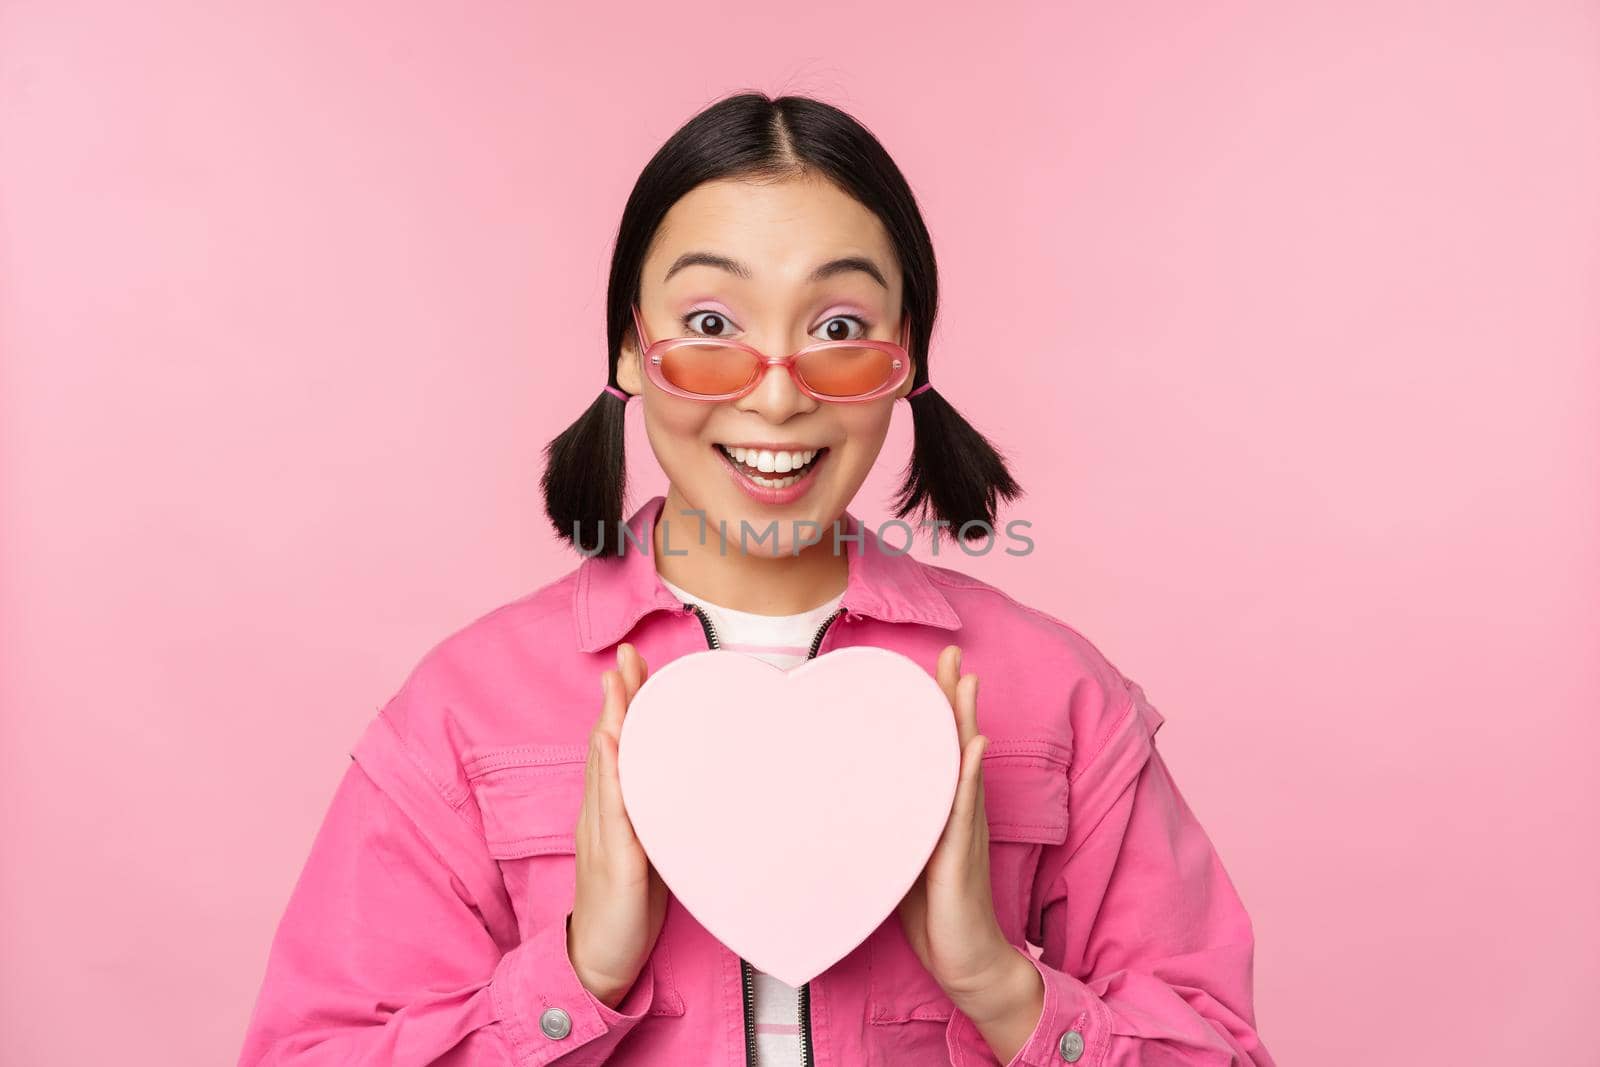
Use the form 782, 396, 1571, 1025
239, 93, 1275, 1067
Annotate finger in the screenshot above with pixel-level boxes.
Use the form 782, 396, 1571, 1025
599, 658, 626, 738
581, 674, 608, 851
595, 667, 628, 832
944, 732, 988, 855
968, 733, 991, 861
962, 677, 989, 857
595, 684, 631, 839
936, 646, 962, 708
617, 643, 641, 699
953, 672, 979, 751
628, 644, 651, 691
619, 644, 651, 713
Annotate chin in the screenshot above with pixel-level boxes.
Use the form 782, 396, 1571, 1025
712, 497, 836, 553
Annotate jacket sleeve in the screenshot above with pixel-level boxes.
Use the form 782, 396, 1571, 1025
946, 679, 1276, 1067
237, 713, 656, 1067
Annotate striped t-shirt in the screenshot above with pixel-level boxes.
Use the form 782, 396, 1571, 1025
658, 573, 844, 1066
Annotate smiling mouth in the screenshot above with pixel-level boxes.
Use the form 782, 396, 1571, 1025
714, 444, 829, 489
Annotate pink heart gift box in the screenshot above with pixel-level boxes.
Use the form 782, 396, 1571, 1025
617, 645, 960, 988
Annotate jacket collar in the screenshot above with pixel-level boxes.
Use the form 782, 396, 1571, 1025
574, 494, 961, 653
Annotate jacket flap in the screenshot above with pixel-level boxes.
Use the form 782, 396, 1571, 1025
982, 738, 1071, 844
464, 744, 587, 859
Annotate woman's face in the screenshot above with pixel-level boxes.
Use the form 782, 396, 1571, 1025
617, 173, 913, 557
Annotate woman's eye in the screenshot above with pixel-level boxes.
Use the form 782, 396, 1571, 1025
683, 310, 737, 337
813, 315, 870, 342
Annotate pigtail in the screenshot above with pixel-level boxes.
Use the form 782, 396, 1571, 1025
893, 386, 1023, 544
540, 389, 629, 556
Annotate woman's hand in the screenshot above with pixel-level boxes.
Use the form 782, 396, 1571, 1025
567, 642, 670, 1009
896, 646, 1044, 1051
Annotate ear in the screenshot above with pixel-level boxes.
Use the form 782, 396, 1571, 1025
894, 359, 920, 400
616, 325, 644, 395
893, 313, 918, 399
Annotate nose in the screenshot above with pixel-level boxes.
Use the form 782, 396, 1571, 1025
735, 352, 816, 420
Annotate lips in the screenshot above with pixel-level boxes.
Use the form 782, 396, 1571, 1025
712, 443, 829, 505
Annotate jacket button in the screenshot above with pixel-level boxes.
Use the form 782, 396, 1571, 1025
539, 1006, 572, 1039
1058, 1029, 1085, 1061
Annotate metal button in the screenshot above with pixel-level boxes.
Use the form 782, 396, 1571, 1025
1058, 1028, 1085, 1061
539, 1006, 572, 1039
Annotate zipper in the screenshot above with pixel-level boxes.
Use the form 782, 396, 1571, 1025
683, 599, 847, 1067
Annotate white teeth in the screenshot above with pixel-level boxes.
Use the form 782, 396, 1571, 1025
719, 445, 822, 485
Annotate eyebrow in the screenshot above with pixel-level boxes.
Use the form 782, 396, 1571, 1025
662, 251, 889, 290
663, 252, 751, 283
811, 256, 889, 288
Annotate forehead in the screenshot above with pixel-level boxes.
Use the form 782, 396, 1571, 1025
643, 175, 902, 298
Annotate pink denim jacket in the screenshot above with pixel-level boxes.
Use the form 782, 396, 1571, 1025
238, 495, 1275, 1067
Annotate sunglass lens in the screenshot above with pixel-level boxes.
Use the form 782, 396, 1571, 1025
657, 342, 759, 398
795, 346, 898, 399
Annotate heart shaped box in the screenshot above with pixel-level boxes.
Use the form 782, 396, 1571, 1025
617, 645, 960, 987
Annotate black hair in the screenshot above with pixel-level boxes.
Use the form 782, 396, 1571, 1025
541, 91, 1022, 556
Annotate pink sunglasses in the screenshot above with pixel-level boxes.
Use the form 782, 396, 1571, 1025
630, 304, 913, 404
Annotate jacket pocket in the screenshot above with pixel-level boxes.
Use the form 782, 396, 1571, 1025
464, 743, 685, 1018
866, 739, 1070, 1025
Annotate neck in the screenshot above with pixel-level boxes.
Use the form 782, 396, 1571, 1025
652, 487, 849, 616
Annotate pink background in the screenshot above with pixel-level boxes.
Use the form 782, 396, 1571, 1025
3, 2, 1596, 1064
